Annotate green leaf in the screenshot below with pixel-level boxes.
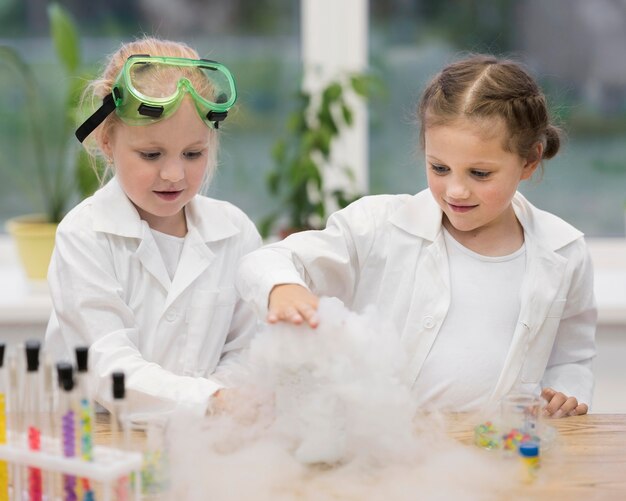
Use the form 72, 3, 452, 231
293, 157, 318, 186
322, 82, 342, 102
301, 130, 316, 154
287, 110, 305, 132
271, 139, 286, 163
310, 166, 323, 190
316, 127, 332, 158
341, 104, 353, 126
318, 105, 338, 135
267, 170, 281, 194
48, 3, 81, 73
350, 74, 370, 97
313, 201, 325, 219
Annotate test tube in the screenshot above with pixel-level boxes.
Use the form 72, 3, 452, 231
57, 362, 78, 501
0, 343, 8, 501
42, 351, 57, 500
7, 349, 21, 500
24, 340, 43, 501
112, 372, 131, 500
75, 346, 96, 500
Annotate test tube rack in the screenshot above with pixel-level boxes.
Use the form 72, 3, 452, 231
0, 432, 143, 501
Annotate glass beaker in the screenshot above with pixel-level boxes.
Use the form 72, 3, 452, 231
500, 392, 546, 452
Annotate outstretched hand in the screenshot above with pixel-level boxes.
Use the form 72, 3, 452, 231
267, 284, 320, 328
541, 387, 588, 418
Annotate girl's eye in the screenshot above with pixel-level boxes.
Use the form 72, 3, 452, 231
139, 151, 160, 160
471, 170, 491, 178
430, 164, 449, 174
183, 151, 203, 160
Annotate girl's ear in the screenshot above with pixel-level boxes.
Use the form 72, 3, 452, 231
99, 127, 114, 161
520, 142, 543, 180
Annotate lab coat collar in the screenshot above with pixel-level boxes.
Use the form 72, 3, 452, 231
389, 189, 583, 252
389, 189, 442, 241
91, 177, 144, 238
91, 177, 242, 305
511, 191, 583, 252
91, 177, 241, 244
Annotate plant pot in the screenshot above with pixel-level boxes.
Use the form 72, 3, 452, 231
5, 214, 58, 281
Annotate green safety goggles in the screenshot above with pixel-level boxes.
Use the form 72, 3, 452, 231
76, 54, 237, 143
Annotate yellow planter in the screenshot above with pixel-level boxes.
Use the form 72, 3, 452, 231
5, 214, 58, 281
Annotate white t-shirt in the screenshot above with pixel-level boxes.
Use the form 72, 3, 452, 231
412, 228, 526, 412
151, 229, 185, 281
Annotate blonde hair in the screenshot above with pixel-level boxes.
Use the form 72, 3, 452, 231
418, 54, 561, 165
81, 36, 219, 185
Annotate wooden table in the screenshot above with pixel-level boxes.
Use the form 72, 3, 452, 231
446, 413, 626, 499
94, 413, 626, 500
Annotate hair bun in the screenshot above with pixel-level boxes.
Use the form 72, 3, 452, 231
543, 125, 561, 159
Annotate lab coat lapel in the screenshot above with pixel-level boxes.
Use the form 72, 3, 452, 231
386, 190, 450, 384
164, 226, 214, 311
403, 234, 450, 384
487, 242, 567, 405
134, 228, 172, 292
92, 178, 172, 291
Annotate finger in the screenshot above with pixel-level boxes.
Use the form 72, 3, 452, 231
568, 403, 589, 417
284, 307, 304, 324
300, 304, 320, 329
269, 306, 304, 324
308, 314, 320, 328
552, 396, 578, 418
545, 391, 567, 415
541, 387, 556, 402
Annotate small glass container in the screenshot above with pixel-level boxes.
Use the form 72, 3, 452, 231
500, 393, 545, 452
473, 420, 501, 450
130, 418, 170, 500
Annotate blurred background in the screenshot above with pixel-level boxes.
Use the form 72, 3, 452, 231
1, 0, 626, 236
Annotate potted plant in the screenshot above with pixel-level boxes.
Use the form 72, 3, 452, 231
1, 3, 99, 281
260, 73, 379, 238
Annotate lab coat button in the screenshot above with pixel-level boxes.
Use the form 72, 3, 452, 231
165, 309, 178, 322
422, 316, 435, 329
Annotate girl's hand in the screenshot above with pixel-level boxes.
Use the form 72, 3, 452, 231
267, 284, 320, 328
541, 387, 588, 418
208, 388, 270, 425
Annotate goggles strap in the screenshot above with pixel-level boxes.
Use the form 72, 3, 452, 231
75, 93, 117, 143
207, 110, 228, 129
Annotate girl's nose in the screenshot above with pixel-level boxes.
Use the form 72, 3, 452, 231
446, 175, 470, 200
160, 161, 184, 182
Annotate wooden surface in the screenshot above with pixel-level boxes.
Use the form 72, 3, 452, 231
94, 413, 626, 499
446, 413, 626, 499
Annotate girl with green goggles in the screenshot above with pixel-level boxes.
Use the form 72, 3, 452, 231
76, 54, 237, 143
49, 37, 262, 425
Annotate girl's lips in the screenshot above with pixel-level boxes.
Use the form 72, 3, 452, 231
154, 190, 183, 201
448, 202, 477, 213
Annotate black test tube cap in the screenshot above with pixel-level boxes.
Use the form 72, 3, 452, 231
112, 371, 125, 400
25, 340, 41, 372
0, 343, 5, 368
56, 362, 74, 391
75, 346, 89, 373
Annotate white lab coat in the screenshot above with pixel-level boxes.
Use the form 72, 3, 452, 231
46, 177, 262, 417
236, 189, 597, 408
